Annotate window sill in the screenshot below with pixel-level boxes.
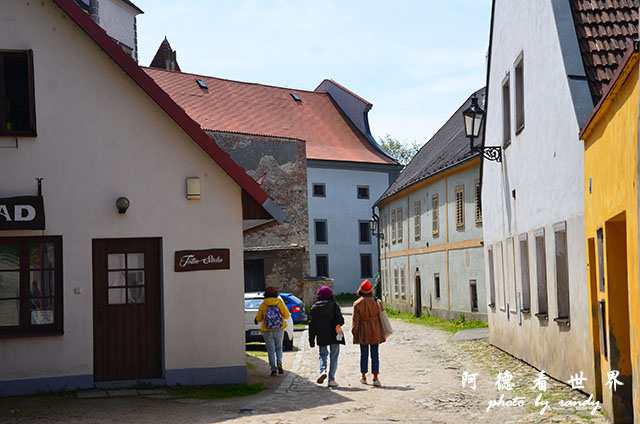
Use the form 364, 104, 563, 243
554, 317, 570, 326
521, 308, 531, 314
535, 313, 548, 319
515, 124, 525, 136
0, 330, 64, 339
488, 303, 496, 308
0, 130, 37, 137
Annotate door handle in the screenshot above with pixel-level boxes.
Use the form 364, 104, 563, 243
97, 306, 104, 321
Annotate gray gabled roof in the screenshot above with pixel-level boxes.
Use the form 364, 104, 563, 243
377, 88, 484, 204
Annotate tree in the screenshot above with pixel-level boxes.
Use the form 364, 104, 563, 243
378, 134, 422, 166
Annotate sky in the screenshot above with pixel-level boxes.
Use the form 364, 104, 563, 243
134, 0, 492, 148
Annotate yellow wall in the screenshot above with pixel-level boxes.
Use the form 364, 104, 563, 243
583, 57, 638, 421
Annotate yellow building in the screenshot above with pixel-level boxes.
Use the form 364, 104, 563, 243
581, 45, 638, 423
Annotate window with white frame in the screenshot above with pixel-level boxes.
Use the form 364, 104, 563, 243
487, 247, 495, 307
432, 195, 439, 236
382, 213, 388, 247
414, 201, 421, 241
475, 180, 482, 226
503, 74, 511, 146
515, 52, 525, 133
393, 266, 399, 298
519, 234, 531, 313
391, 210, 397, 244
455, 185, 464, 229
400, 265, 406, 298
535, 230, 548, 316
554, 222, 569, 322
396, 208, 403, 243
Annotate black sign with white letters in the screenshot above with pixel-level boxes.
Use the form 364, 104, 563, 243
0, 196, 45, 230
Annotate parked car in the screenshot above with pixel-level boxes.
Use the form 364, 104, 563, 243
279, 293, 307, 324
244, 292, 294, 351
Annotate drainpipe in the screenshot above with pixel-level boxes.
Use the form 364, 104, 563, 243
90, 0, 100, 24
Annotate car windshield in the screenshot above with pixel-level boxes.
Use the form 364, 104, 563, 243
244, 299, 263, 309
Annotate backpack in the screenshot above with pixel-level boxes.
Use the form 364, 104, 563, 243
264, 304, 283, 329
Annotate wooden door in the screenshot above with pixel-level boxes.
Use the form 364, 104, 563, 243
92, 238, 162, 382
244, 259, 265, 292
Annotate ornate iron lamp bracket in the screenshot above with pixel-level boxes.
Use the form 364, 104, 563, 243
471, 145, 502, 162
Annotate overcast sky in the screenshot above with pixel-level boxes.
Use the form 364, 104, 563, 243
134, 0, 492, 147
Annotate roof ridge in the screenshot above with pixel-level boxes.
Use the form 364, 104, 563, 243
141, 66, 327, 95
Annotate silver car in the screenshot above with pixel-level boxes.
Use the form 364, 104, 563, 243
244, 292, 294, 351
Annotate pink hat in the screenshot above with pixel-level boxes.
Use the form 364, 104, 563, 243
317, 285, 333, 300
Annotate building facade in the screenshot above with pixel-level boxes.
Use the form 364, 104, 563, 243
581, 46, 638, 423
146, 68, 402, 295
0, 0, 279, 395
377, 90, 486, 320
482, 0, 637, 397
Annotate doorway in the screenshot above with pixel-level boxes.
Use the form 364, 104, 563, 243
244, 259, 265, 292
414, 274, 422, 317
603, 215, 633, 423
92, 238, 162, 382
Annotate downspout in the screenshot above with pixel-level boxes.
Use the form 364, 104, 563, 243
372, 204, 382, 299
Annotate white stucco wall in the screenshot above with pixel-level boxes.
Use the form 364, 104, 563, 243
482, 0, 593, 391
99, 0, 138, 54
307, 164, 392, 294
0, 0, 245, 385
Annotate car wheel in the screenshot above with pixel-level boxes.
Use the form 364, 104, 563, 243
283, 333, 294, 351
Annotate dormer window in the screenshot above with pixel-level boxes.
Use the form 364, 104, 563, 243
196, 79, 208, 90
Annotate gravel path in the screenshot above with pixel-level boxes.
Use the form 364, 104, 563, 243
0, 306, 610, 423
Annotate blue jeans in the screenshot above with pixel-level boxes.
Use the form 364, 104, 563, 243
360, 344, 379, 374
263, 329, 284, 372
319, 344, 340, 381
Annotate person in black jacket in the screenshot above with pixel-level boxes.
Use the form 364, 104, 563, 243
309, 285, 345, 387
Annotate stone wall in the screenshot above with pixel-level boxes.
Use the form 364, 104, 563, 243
209, 131, 311, 278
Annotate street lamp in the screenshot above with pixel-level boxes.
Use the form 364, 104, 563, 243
370, 210, 383, 299
463, 94, 501, 162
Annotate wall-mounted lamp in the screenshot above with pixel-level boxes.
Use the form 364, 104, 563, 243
186, 177, 201, 200
116, 197, 130, 214
463, 94, 502, 162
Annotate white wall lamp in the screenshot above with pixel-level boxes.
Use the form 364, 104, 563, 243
186, 177, 201, 200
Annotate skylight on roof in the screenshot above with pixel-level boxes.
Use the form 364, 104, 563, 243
196, 79, 208, 90
290, 93, 301, 102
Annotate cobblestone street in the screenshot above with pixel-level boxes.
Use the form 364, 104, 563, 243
0, 306, 610, 423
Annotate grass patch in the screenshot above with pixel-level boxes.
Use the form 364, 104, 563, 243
294, 323, 307, 327
167, 383, 265, 400
385, 308, 487, 334
335, 293, 358, 303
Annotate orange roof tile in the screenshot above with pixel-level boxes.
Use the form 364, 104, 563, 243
143, 68, 397, 165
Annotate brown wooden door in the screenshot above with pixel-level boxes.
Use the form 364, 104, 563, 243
92, 238, 162, 382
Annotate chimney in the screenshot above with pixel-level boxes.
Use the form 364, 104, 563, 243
90, 0, 99, 24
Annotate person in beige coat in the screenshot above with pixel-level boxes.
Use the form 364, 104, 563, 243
352, 279, 386, 386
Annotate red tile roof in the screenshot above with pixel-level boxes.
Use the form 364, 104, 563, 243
570, 0, 639, 101
143, 68, 397, 165
53, 0, 279, 218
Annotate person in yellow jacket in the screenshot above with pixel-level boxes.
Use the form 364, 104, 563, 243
255, 286, 291, 376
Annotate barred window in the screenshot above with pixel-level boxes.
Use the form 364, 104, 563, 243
414, 201, 421, 241
455, 186, 464, 229
432, 195, 439, 236
475, 180, 482, 226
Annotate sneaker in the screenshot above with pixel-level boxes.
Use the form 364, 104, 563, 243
373, 378, 381, 387
270, 371, 278, 377
277, 364, 284, 374
328, 380, 339, 388
360, 377, 367, 385
317, 371, 327, 384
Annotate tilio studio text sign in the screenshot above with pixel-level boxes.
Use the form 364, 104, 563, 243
0, 196, 45, 230
174, 248, 230, 272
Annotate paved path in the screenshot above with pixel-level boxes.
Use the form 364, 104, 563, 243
223, 306, 609, 423
0, 307, 610, 423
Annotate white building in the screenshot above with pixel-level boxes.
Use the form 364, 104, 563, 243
481, 0, 637, 395
377, 90, 486, 320
0, 0, 281, 395
146, 70, 402, 295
